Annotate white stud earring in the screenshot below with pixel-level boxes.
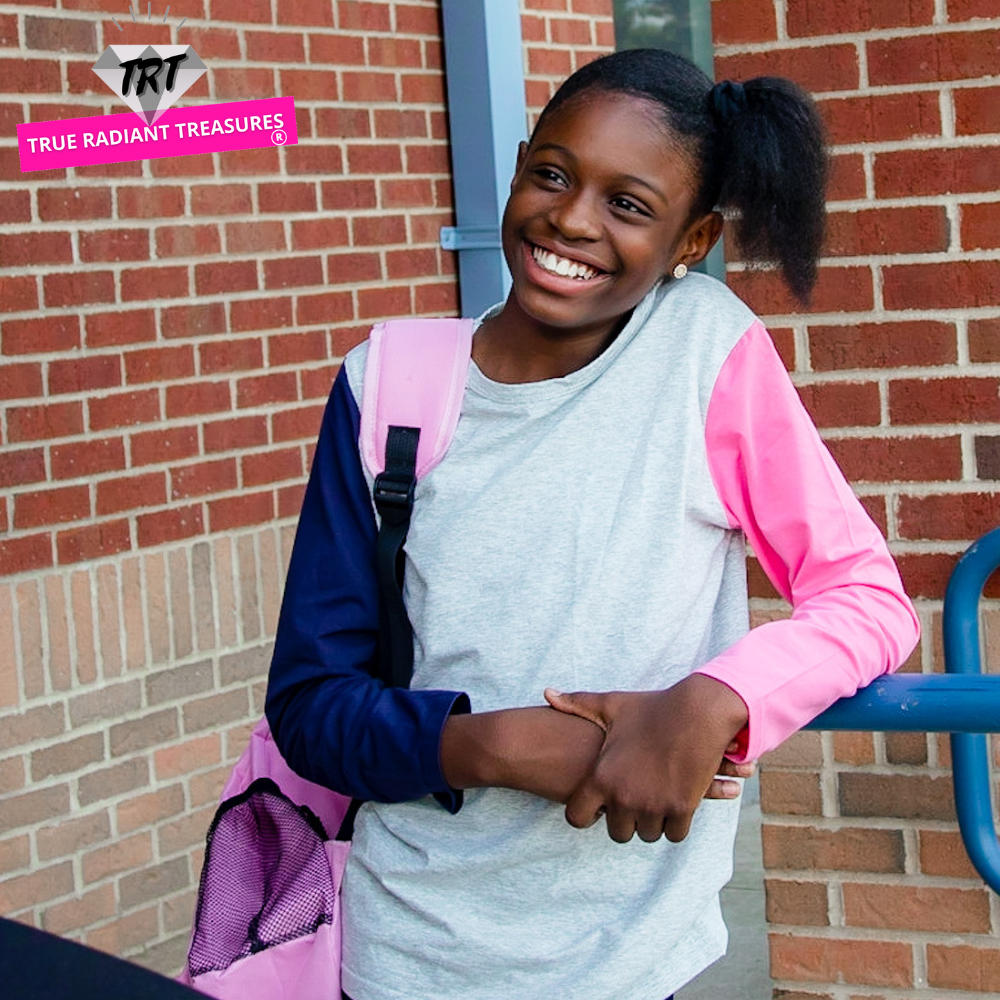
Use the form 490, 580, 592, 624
672, 263, 688, 280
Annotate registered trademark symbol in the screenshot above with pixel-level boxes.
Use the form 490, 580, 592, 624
271, 129, 287, 145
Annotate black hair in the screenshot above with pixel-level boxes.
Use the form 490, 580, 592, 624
532, 48, 828, 303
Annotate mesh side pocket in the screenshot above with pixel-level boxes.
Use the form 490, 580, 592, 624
188, 778, 337, 977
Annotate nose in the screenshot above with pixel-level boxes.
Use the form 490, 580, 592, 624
548, 188, 601, 241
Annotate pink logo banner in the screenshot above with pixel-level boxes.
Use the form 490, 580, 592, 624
17, 95, 297, 173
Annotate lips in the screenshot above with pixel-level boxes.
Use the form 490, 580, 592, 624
529, 243, 607, 281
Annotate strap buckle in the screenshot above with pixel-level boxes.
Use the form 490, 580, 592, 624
373, 471, 415, 512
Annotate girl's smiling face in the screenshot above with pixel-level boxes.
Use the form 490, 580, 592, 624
499, 90, 721, 347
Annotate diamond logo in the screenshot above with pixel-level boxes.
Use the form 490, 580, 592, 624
92, 45, 206, 126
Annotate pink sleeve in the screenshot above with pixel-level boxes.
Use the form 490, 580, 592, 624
696, 321, 920, 762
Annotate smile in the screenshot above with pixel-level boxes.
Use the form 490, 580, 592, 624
530, 244, 604, 281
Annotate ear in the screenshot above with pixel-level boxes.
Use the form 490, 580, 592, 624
672, 211, 724, 271
511, 140, 530, 189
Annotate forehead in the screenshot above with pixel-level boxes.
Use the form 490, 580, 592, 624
530, 90, 696, 186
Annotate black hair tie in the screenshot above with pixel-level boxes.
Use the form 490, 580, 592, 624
710, 80, 748, 126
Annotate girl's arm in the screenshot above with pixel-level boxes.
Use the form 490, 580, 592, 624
548, 320, 918, 841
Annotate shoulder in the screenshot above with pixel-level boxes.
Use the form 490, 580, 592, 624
343, 337, 371, 405
647, 272, 759, 349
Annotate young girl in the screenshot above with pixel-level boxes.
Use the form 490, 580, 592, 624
265, 48, 919, 1000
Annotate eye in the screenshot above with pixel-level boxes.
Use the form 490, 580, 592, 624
532, 166, 568, 187
610, 195, 651, 217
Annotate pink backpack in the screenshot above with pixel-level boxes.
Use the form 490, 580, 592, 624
179, 319, 473, 1000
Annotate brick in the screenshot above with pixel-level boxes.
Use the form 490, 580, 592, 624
115, 185, 184, 219
762, 824, 905, 873
280, 68, 338, 102
165, 381, 232, 418
96, 472, 166, 515
0, 449, 47, 491
765, 879, 829, 927
272, 404, 324, 442
0, 862, 74, 912
258, 182, 316, 214
77, 757, 149, 807
146, 659, 214, 706
86, 906, 161, 957
120, 265, 190, 301
919, 829, 979, 879
928, 944, 1000, 993
124, 345, 195, 384
89, 389, 161, 430
825, 206, 948, 257
68, 679, 141, 728
242, 447, 303, 486
42, 884, 116, 936
136, 506, 204, 547
977, 436, 1000, 479
158, 803, 216, 857
195, 261, 258, 296
760, 771, 823, 816
359, 285, 412, 319
3, 57, 62, 93
0, 232, 72, 268
885, 260, 1000, 310
2, 315, 80, 356
0, 276, 38, 314
898, 492, 1000, 541
0, 363, 42, 401
82, 830, 153, 885
190, 183, 252, 215
200, 337, 264, 374
57, 522, 130, 565
296, 291, 355, 326
869, 29, 1000, 86
43, 271, 116, 308
291, 218, 350, 252
889, 376, 1000, 425
31, 733, 104, 781
315, 105, 370, 137
0, 785, 70, 835
208, 492, 274, 531
37, 187, 111, 221
284, 143, 345, 176
337, 0, 391, 31
246, 30, 305, 61
875, 146, 1000, 199
326, 251, 381, 284
955, 85, 1000, 136
353, 215, 408, 247
161, 302, 227, 340
395, 3, 441, 34
825, 435, 962, 483
896, 552, 958, 599
236, 371, 298, 407
117, 783, 186, 835
108, 710, 180, 758
183, 689, 249, 733
218, 146, 280, 176
264, 255, 324, 289
14, 485, 89, 530
300, 362, 340, 399
48, 355, 121, 394
231, 296, 293, 332
171, 458, 238, 499
215, 67, 276, 100
203, 415, 269, 452
209, 0, 271, 21
414, 282, 458, 316
809, 321, 956, 371
85, 309, 156, 348
796, 381, 880, 428
839, 772, 955, 820
788, 0, 932, 35
225, 221, 287, 255
844, 882, 990, 933
154, 733, 221, 780
321, 179, 378, 210
268, 330, 327, 366
130, 426, 199, 466
35, 810, 110, 863
961, 201, 1000, 250
711, 0, 777, 43
769, 935, 912, 988
715, 45, 858, 94
374, 109, 428, 139
156, 224, 221, 258
727, 265, 874, 318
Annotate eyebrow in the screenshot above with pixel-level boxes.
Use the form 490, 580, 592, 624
530, 142, 669, 204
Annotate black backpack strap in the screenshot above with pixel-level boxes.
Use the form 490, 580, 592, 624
372, 424, 420, 690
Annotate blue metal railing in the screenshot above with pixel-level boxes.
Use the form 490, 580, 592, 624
803, 526, 1000, 892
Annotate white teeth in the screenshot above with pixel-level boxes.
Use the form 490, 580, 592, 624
531, 245, 599, 280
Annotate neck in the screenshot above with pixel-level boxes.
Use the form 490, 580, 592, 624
473, 298, 631, 384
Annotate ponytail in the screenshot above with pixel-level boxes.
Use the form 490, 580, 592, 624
534, 50, 829, 303
707, 77, 828, 303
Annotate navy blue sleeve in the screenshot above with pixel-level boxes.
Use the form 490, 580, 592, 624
265, 366, 469, 810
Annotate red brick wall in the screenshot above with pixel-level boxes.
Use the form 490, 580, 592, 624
715, 1, 1000, 996
0, 0, 615, 975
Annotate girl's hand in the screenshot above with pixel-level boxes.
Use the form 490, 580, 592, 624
544, 675, 750, 843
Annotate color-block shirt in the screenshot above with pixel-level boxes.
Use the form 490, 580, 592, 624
266, 274, 919, 1000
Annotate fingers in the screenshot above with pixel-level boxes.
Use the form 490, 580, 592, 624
543, 688, 609, 732
716, 759, 756, 779
703, 777, 741, 800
